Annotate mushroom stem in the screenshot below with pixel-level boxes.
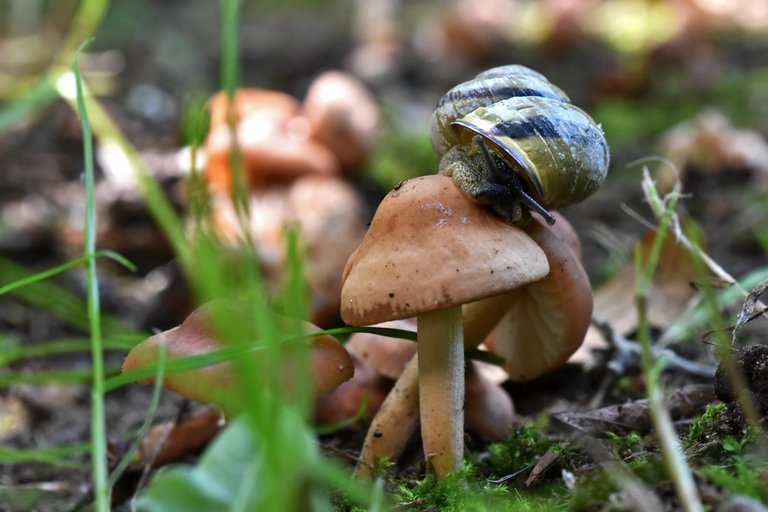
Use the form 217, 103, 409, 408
418, 306, 464, 478
355, 354, 420, 479
352, 309, 494, 479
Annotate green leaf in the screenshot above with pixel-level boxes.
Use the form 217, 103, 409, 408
136, 419, 262, 511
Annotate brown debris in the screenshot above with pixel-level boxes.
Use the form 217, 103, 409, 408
551, 383, 715, 436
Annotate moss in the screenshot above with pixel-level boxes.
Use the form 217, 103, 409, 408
395, 462, 569, 512
487, 424, 558, 473
683, 403, 727, 450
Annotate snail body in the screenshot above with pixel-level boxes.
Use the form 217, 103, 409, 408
430, 65, 609, 226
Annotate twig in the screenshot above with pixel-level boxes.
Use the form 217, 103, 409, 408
640, 169, 768, 326
591, 318, 716, 380
634, 172, 703, 512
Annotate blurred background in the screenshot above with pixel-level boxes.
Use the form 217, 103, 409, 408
2, 0, 767, 266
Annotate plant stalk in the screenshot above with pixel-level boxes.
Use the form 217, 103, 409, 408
73, 39, 108, 512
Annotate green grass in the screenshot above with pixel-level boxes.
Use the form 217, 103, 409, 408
0, 443, 91, 468
72, 36, 110, 512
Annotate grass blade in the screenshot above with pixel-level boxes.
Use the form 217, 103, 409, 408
72, 37, 108, 512
108, 335, 167, 491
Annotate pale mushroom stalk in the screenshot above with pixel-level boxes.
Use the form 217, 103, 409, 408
354, 307, 504, 479
417, 307, 464, 477
355, 355, 420, 478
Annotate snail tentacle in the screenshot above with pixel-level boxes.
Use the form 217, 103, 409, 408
474, 135, 557, 226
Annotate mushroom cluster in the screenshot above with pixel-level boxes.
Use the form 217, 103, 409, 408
340, 175, 593, 479
315, 317, 514, 445
204, 72, 379, 325
205, 71, 380, 192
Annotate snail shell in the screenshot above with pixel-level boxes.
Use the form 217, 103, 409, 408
430, 65, 609, 220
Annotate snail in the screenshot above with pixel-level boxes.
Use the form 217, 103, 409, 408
430, 65, 609, 226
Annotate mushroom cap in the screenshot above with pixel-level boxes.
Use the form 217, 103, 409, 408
340, 175, 550, 326
313, 355, 391, 426
210, 175, 366, 325
205, 89, 339, 192
303, 71, 380, 173
121, 301, 354, 410
345, 318, 417, 379
483, 214, 593, 381
208, 89, 299, 128
287, 175, 367, 325
465, 361, 516, 442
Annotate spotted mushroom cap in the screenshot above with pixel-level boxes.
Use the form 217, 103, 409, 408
340, 175, 550, 326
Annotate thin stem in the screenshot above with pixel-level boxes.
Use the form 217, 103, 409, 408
417, 306, 464, 479
355, 354, 420, 479
73, 39, 108, 512
633, 190, 703, 512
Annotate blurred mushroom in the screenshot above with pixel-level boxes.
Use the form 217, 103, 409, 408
464, 361, 515, 442
211, 175, 366, 325
414, 0, 512, 65
288, 175, 367, 325
347, 0, 404, 80
137, 408, 224, 467
657, 108, 768, 194
303, 71, 380, 174
313, 354, 391, 427
345, 318, 417, 379
205, 89, 339, 193
341, 175, 549, 479
121, 301, 354, 413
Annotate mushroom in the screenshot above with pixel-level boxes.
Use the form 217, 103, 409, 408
313, 354, 391, 427
464, 360, 515, 442
345, 318, 418, 379
210, 174, 366, 325
303, 71, 380, 174
205, 89, 339, 193
340, 175, 549, 478
287, 175, 367, 325
471, 212, 593, 381
121, 301, 354, 413
345, 318, 514, 442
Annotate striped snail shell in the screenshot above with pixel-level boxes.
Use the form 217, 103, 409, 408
430, 65, 609, 226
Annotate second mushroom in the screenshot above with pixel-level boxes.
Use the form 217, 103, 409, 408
340, 174, 551, 478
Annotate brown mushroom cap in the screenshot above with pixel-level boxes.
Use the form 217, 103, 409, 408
121, 301, 354, 411
313, 355, 391, 426
210, 175, 366, 325
205, 89, 339, 193
287, 175, 367, 325
345, 318, 417, 379
303, 71, 380, 173
340, 175, 550, 326
465, 361, 516, 442
483, 214, 593, 381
